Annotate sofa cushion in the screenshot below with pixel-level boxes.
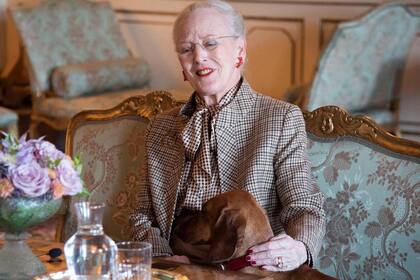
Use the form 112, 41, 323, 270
36, 89, 190, 120
11, 0, 131, 93
51, 58, 150, 98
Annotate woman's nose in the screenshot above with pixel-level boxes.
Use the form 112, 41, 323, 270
193, 45, 208, 63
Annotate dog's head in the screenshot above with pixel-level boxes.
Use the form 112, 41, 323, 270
171, 190, 274, 264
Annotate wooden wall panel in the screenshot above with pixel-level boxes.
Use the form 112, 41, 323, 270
118, 13, 192, 92
319, 20, 340, 51
245, 20, 302, 99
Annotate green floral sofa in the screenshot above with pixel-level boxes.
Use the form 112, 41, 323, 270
62, 92, 419, 280
304, 106, 420, 280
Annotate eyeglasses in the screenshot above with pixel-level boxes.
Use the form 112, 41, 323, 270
176, 35, 239, 56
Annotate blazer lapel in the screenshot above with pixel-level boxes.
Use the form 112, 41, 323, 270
216, 80, 256, 192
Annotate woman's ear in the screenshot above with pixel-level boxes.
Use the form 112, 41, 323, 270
208, 208, 247, 263
238, 37, 247, 62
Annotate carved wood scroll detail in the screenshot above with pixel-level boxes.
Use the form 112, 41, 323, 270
303, 106, 420, 158
119, 90, 179, 120
304, 106, 378, 141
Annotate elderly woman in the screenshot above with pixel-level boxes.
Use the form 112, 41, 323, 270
130, 0, 325, 272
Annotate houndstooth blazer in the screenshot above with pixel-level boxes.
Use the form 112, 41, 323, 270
130, 80, 326, 261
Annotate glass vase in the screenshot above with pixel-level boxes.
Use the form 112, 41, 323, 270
0, 197, 62, 279
64, 201, 118, 279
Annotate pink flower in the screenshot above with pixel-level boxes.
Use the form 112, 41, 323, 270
56, 158, 83, 195
51, 179, 64, 199
0, 178, 13, 198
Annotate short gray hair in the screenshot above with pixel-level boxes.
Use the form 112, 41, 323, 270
173, 0, 245, 42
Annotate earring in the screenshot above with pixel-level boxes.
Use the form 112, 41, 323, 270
236, 57, 243, 68
182, 71, 187, 81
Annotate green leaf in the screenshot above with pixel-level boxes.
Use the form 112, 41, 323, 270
77, 186, 90, 199
73, 155, 83, 175
4, 133, 19, 154
47, 158, 62, 169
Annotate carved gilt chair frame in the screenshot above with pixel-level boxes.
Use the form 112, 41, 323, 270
56, 91, 181, 242
303, 106, 420, 157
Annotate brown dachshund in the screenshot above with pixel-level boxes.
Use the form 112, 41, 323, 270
170, 190, 335, 280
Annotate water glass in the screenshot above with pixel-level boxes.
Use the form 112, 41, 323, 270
116, 242, 152, 280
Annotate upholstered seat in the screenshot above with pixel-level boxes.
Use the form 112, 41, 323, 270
10, 0, 152, 137
304, 106, 420, 279
60, 91, 180, 242
289, 3, 420, 133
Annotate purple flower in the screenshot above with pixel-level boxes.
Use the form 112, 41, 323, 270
16, 139, 64, 167
56, 158, 82, 195
10, 162, 51, 197
38, 140, 64, 161
15, 140, 37, 165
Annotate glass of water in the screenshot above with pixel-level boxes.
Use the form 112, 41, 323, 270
116, 242, 152, 280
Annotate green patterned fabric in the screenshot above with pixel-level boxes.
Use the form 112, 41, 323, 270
51, 58, 150, 99
306, 4, 419, 127
308, 136, 419, 280
65, 116, 150, 241
11, 0, 131, 93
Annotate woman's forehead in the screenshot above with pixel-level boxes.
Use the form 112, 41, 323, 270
176, 8, 231, 41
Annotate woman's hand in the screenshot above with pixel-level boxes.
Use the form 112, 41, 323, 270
247, 233, 307, 271
161, 255, 191, 264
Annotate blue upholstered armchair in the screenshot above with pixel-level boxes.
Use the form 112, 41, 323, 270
304, 106, 420, 279
10, 0, 151, 137
289, 3, 420, 133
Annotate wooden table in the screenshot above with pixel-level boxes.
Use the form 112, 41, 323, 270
1, 239, 335, 280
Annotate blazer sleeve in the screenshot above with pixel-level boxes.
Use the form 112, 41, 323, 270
129, 124, 173, 257
273, 105, 326, 264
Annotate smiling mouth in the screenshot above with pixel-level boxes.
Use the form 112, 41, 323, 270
196, 68, 214, 77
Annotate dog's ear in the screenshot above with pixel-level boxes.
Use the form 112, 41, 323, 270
209, 208, 247, 263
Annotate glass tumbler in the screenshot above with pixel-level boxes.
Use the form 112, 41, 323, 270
116, 242, 152, 280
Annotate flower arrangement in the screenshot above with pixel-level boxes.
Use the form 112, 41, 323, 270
0, 133, 88, 200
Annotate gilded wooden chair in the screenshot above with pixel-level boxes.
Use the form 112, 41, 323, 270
304, 106, 420, 279
59, 91, 180, 242
289, 3, 420, 133
10, 0, 151, 137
